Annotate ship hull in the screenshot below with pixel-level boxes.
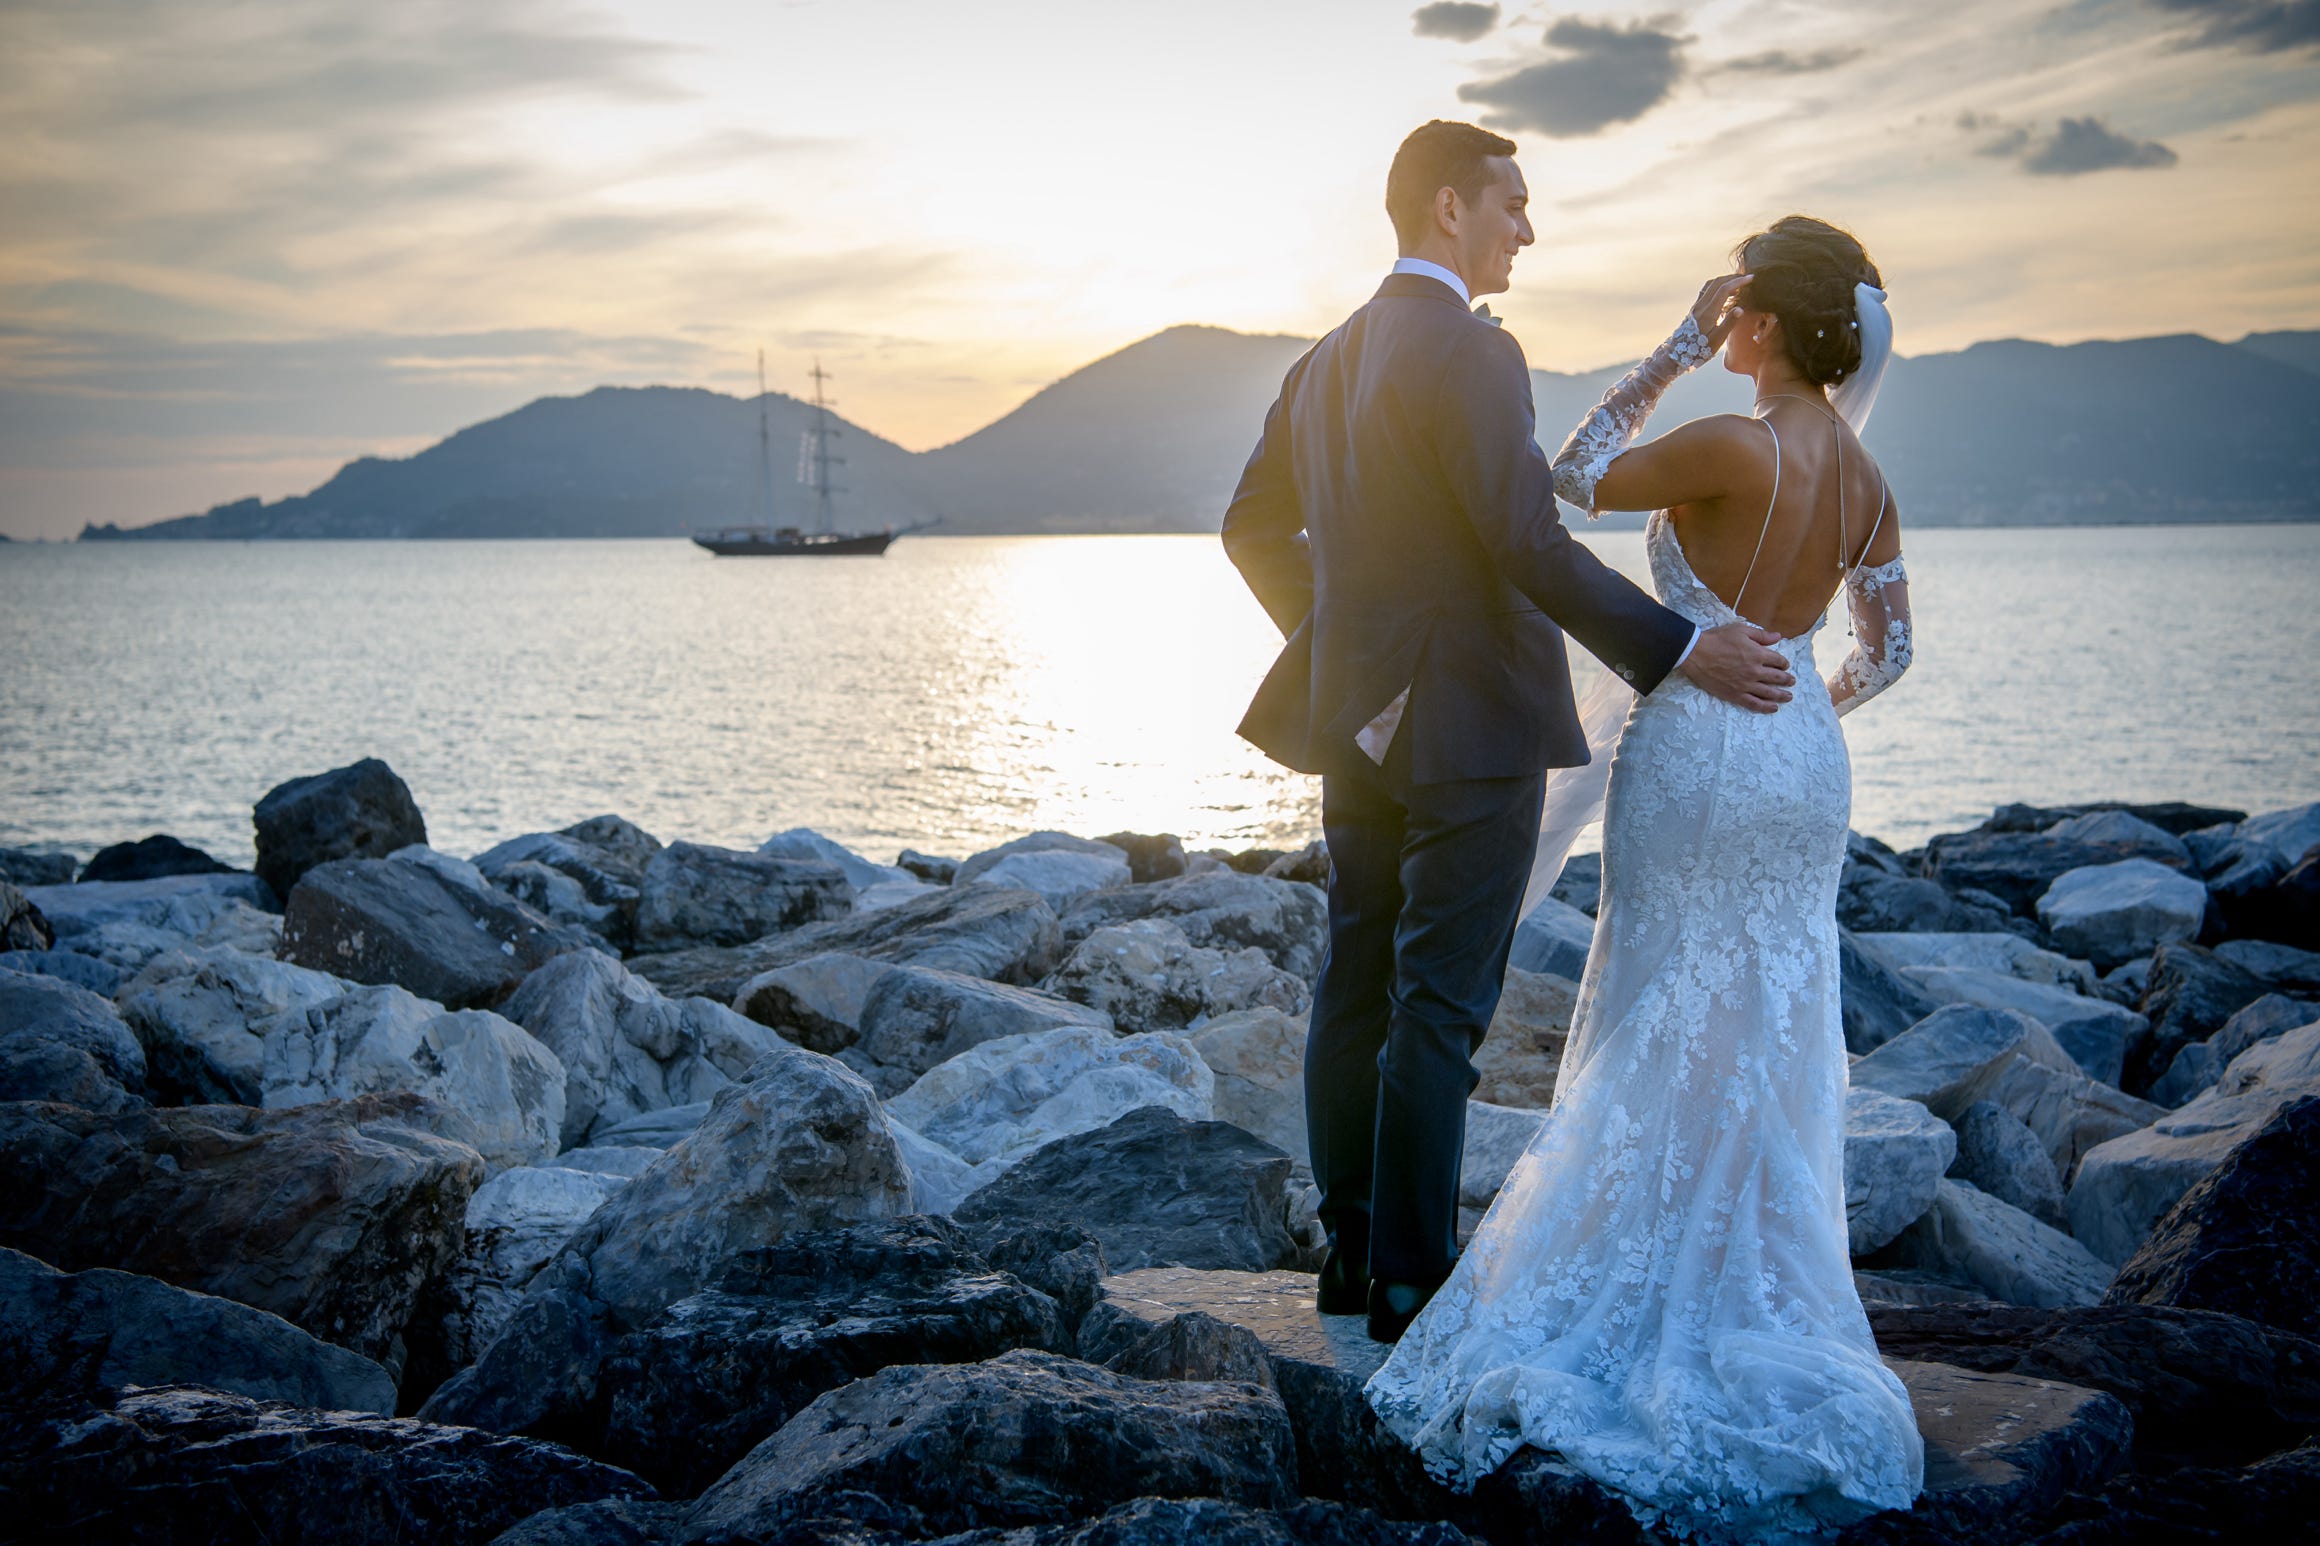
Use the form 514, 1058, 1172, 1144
693, 531, 895, 557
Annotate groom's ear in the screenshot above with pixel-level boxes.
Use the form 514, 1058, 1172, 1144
1432, 183, 1464, 238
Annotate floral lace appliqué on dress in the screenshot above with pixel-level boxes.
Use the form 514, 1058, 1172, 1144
1364, 318, 1924, 1544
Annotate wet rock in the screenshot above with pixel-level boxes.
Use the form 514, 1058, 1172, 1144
2127, 942, 2275, 1094
958, 1105, 1298, 1273
1, 879, 53, 951
1862, 931, 2100, 993
1870, 1178, 2115, 1308
0, 1386, 652, 1546
0, 947, 123, 994
1472, 966, 1574, 1108
2069, 1019, 2320, 1265
253, 756, 430, 899
1060, 871, 1330, 984
1864, 1299, 2320, 1470
1842, 930, 1947, 1052
1261, 839, 1331, 888
1846, 1087, 1958, 1255
1508, 896, 1591, 982
1045, 917, 1309, 1036
632, 841, 851, 951
2036, 859, 2208, 971
2148, 994, 2315, 1107
1838, 871, 2024, 936
633, 884, 1063, 1003
0, 1092, 484, 1368
264, 983, 566, 1173
1459, 1100, 1547, 1210
1193, 1007, 1310, 1169
501, 951, 782, 1149
885, 1023, 1212, 1176
592, 1216, 1074, 1496
117, 945, 348, 1104
1900, 966, 2148, 1086
0, 1245, 396, 1414
429, 1164, 632, 1380
2105, 1094, 2320, 1335
1948, 1101, 2068, 1230
0, 848, 76, 887
679, 1347, 1298, 1541
0, 971, 146, 1111
281, 848, 596, 1010
420, 1045, 912, 1435
82, 832, 237, 882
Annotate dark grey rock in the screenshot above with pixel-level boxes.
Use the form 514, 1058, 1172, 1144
0, 1091, 485, 1369
1926, 828, 2192, 916
2106, 1094, 2320, 1335
633, 884, 1064, 1003
1841, 930, 1946, 1053
0, 1385, 652, 1546
1865, 1299, 2320, 1470
1509, 896, 1593, 982
1078, 1304, 1278, 1388
2126, 942, 2273, 1093
253, 756, 429, 899
1975, 802, 2245, 839
0, 971, 146, 1111
895, 849, 959, 884
281, 849, 597, 1010
1838, 871, 2024, 937
1058, 871, 1330, 983
1097, 831, 1191, 884
0, 848, 76, 887
591, 1216, 1073, 1496
2220, 844, 2320, 952
2149, 994, 2317, 1107
679, 1348, 1299, 1541
476, 819, 661, 952
2214, 938, 2320, 993
852, 963, 1109, 1078
81, 833, 237, 883
0, 1245, 396, 1414
958, 1105, 1299, 1273
1260, 840, 1330, 888
633, 841, 851, 951
1948, 1100, 2068, 1230
0, 948, 125, 994
488, 1499, 686, 1546
1550, 851, 1603, 916
1, 879, 53, 951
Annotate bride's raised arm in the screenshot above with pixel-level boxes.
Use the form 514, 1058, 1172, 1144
1550, 274, 1758, 516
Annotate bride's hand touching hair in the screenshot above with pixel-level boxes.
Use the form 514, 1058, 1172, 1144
1690, 273, 1753, 352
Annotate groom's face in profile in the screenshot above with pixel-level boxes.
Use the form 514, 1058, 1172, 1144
1454, 157, 1534, 298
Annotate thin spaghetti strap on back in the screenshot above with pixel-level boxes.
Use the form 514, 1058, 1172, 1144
1731, 417, 1780, 623
1850, 478, 1891, 572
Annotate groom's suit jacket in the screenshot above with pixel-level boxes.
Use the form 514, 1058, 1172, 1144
1225, 272, 1697, 784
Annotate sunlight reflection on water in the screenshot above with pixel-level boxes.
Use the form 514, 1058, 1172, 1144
1, 528, 2313, 869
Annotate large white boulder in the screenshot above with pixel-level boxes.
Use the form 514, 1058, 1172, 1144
1043, 917, 1309, 1036
1859, 931, 2099, 994
26, 873, 282, 973
2035, 859, 2208, 970
1877, 1178, 2115, 1309
261, 983, 567, 1172
436, 1163, 629, 1368
500, 950, 784, 1149
758, 828, 933, 913
118, 947, 352, 1105
886, 1118, 979, 1216
2067, 1018, 2320, 1264
1843, 1086, 1957, 1256
1189, 1006, 1308, 1168
955, 833, 1128, 889
884, 1023, 1212, 1179
965, 850, 1134, 912
1898, 966, 2148, 1087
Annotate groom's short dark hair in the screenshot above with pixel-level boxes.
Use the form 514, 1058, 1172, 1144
1386, 120, 1518, 247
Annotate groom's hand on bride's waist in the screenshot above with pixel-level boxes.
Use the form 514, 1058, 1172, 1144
1676, 623, 1795, 714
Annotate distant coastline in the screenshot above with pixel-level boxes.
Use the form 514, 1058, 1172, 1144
58, 323, 2320, 543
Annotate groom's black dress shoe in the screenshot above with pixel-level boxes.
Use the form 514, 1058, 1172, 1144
1316, 1245, 1370, 1315
1367, 1278, 1439, 1344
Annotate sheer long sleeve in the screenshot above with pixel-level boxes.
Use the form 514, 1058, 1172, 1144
1550, 314, 1716, 515
1828, 556, 1912, 718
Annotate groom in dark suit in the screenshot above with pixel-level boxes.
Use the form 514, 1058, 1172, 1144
1224, 120, 1793, 1342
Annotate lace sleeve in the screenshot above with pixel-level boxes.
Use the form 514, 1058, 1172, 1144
1829, 556, 1912, 718
1549, 315, 1717, 515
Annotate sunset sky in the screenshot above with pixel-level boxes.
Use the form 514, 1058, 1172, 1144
2, 0, 2316, 539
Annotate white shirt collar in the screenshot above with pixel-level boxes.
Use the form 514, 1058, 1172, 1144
1391, 257, 1470, 306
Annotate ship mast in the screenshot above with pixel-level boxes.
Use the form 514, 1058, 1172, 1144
754, 348, 774, 529
804, 359, 845, 534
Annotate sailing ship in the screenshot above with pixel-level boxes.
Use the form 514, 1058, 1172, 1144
693, 357, 914, 556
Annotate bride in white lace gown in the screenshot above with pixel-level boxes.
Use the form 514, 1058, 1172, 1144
1364, 217, 1922, 1542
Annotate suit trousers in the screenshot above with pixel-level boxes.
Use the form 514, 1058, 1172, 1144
1304, 729, 1547, 1286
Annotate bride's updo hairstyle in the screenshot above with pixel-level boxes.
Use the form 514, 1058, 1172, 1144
1732, 216, 1883, 386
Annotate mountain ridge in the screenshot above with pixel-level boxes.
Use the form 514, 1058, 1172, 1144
79, 324, 2320, 540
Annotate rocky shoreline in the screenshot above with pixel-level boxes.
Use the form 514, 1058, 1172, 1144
1, 759, 2316, 1544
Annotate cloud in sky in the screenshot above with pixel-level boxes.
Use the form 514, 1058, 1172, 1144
1458, 16, 1690, 137
1708, 46, 1867, 77
2149, 0, 2320, 53
1961, 111, 2180, 174
1411, 3, 1501, 42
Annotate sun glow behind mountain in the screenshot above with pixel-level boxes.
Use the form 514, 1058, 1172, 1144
1, 0, 2316, 538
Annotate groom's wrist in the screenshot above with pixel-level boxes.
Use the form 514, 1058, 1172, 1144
1674, 626, 1702, 669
